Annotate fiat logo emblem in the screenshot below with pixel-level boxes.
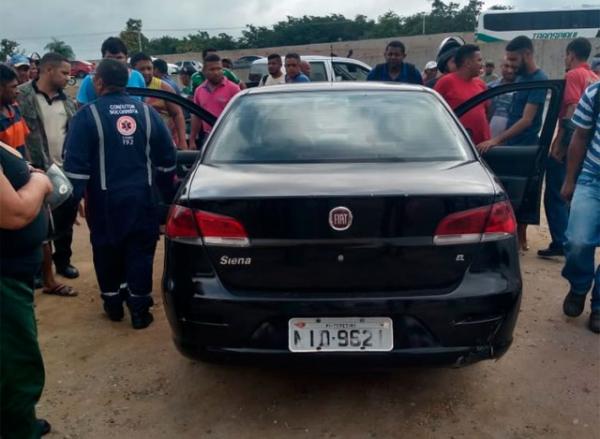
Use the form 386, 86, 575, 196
329, 206, 353, 231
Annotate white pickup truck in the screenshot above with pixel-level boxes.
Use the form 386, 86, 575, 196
247, 55, 372, 85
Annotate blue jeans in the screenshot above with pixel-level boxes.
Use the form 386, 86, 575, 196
562, 173, 600, 310
544, 157, 569, 250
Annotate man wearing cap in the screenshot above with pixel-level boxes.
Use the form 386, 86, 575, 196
63, 59, 176, 329
426, 36, 464, 88
422, 61, 438, 84
9, 55, 32, 85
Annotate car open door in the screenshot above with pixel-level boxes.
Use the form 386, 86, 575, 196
126, 87, 217, 219
454, 80, 564, 224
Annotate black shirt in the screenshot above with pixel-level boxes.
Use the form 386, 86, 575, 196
0, 145, 48, 279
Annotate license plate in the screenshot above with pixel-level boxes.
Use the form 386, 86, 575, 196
288, 317, 393, 352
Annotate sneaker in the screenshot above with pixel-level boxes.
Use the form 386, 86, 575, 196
103, 303, 124, 322
537, 247, 564, 258
563, 291, 587, 317
56, 264, 80, 279
37, 418, 51, 436
589, 310, 600, 334
131, 311, 154, 330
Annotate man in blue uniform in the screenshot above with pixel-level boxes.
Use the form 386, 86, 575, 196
63, 59, 176, 329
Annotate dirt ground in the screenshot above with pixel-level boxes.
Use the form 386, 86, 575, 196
34, 219, 600, 439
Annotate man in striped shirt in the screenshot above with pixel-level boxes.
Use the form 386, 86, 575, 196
561, 82, 600, 334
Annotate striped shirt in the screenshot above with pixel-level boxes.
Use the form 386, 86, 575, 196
572, 82, 600, 177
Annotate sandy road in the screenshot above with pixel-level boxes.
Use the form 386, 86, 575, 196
34, 221, 599, 438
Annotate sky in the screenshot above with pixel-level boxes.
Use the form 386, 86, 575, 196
1, 0, 576, 59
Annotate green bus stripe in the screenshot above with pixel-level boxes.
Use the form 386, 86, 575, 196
474, 33, 505, 43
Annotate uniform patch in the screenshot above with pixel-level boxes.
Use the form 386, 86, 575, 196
117, 116, 137, 136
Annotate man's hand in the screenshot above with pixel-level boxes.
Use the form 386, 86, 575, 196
550, 143, 567, 163
476, 138, 500, 154
561, 179, 576, 203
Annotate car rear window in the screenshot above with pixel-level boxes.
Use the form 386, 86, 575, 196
204, 90, 472, 164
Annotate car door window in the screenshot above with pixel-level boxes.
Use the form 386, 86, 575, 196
333, 62, 370, 81
309, 62, 328, 82
454, 80, 563, 225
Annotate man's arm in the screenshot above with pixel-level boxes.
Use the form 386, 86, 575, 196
560, 126, 590, 201
62, 110, 94, 202
148, 106, 177, 201
76, 75, 94, 107
189, 115, 201, 150
0, 168, 52, 230
477, 102, 539, 152
160, 82, 188, 150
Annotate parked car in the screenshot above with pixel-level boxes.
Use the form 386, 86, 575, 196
248, 56, 371, 84
175, 60, 202, 72
70, 60, 94, 78
127, 78, 563, 367
232, 55, 263, 70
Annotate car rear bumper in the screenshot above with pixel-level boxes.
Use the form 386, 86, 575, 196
162, 275, 521, 367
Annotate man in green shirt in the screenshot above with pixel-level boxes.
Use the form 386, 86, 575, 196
191, 48, 245, 92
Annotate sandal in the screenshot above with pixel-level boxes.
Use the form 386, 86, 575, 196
42, 284, 78, 297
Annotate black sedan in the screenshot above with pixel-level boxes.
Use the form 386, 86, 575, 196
135, 80, 563, 366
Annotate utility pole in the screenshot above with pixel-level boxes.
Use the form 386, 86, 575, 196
137, 30, 142, 51
422, 13, 426, 35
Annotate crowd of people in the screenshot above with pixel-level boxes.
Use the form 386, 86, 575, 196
1, 33, 599, 437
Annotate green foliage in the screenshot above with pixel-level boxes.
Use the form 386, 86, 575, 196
44, 38, 75, 59
0, 39, 22, 61
119, 18, 150, 53
122, 1, 486, 56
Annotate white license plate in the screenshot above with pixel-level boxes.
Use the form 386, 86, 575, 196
288, 317, 393, 352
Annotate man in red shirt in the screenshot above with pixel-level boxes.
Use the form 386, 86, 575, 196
435, 44, 489, 145
539, 37, 599, 258
189, 54, 241, 149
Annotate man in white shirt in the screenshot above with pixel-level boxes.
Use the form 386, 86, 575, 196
259, 54, 285, 87
18, 52, 79, 296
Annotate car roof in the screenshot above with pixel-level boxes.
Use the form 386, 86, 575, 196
242, 82, 432, 95
252, 56, 368, 65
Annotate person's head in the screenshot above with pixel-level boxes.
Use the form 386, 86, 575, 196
221, 58, 233, 69
437, 36, 464, 74
592, 55, 600, 75
267, 54, 282, 76
130, 52, 154, 85
300, 60, 311, 77
202, 48, 217, 61
100, 37, 129, 64
29, 53, 41, 80
38, 52, 71, 90
385, 41, 406, 68
565, 37, 592, 70
0, 64, 19, 105
500, 59, 516, 83
92, 58, 128, 96
179, 65, 195, 86
153, 58, 168, 78
423, 61, 437, 79
484, 61, 495, 75
203, 54, 223, 85
9, 54, 31, 84
506, 36, 535, 75
455, 44, 483, 78
284, 53, 302, 78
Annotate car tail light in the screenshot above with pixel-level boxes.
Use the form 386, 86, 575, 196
194, 210, 249, 247
165, 205, 199, 238
165, 205, 249, 247
434, 201, 516, 246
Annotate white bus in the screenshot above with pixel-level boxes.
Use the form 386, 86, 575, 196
475, 8, 600, 42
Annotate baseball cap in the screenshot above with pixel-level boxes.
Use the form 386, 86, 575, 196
9, 54, 30, 68
424, 61, 437, 70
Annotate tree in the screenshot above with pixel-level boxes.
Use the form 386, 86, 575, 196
44, 38, 75, 59
120, 18, 149, 53
0, 39, 21, 61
